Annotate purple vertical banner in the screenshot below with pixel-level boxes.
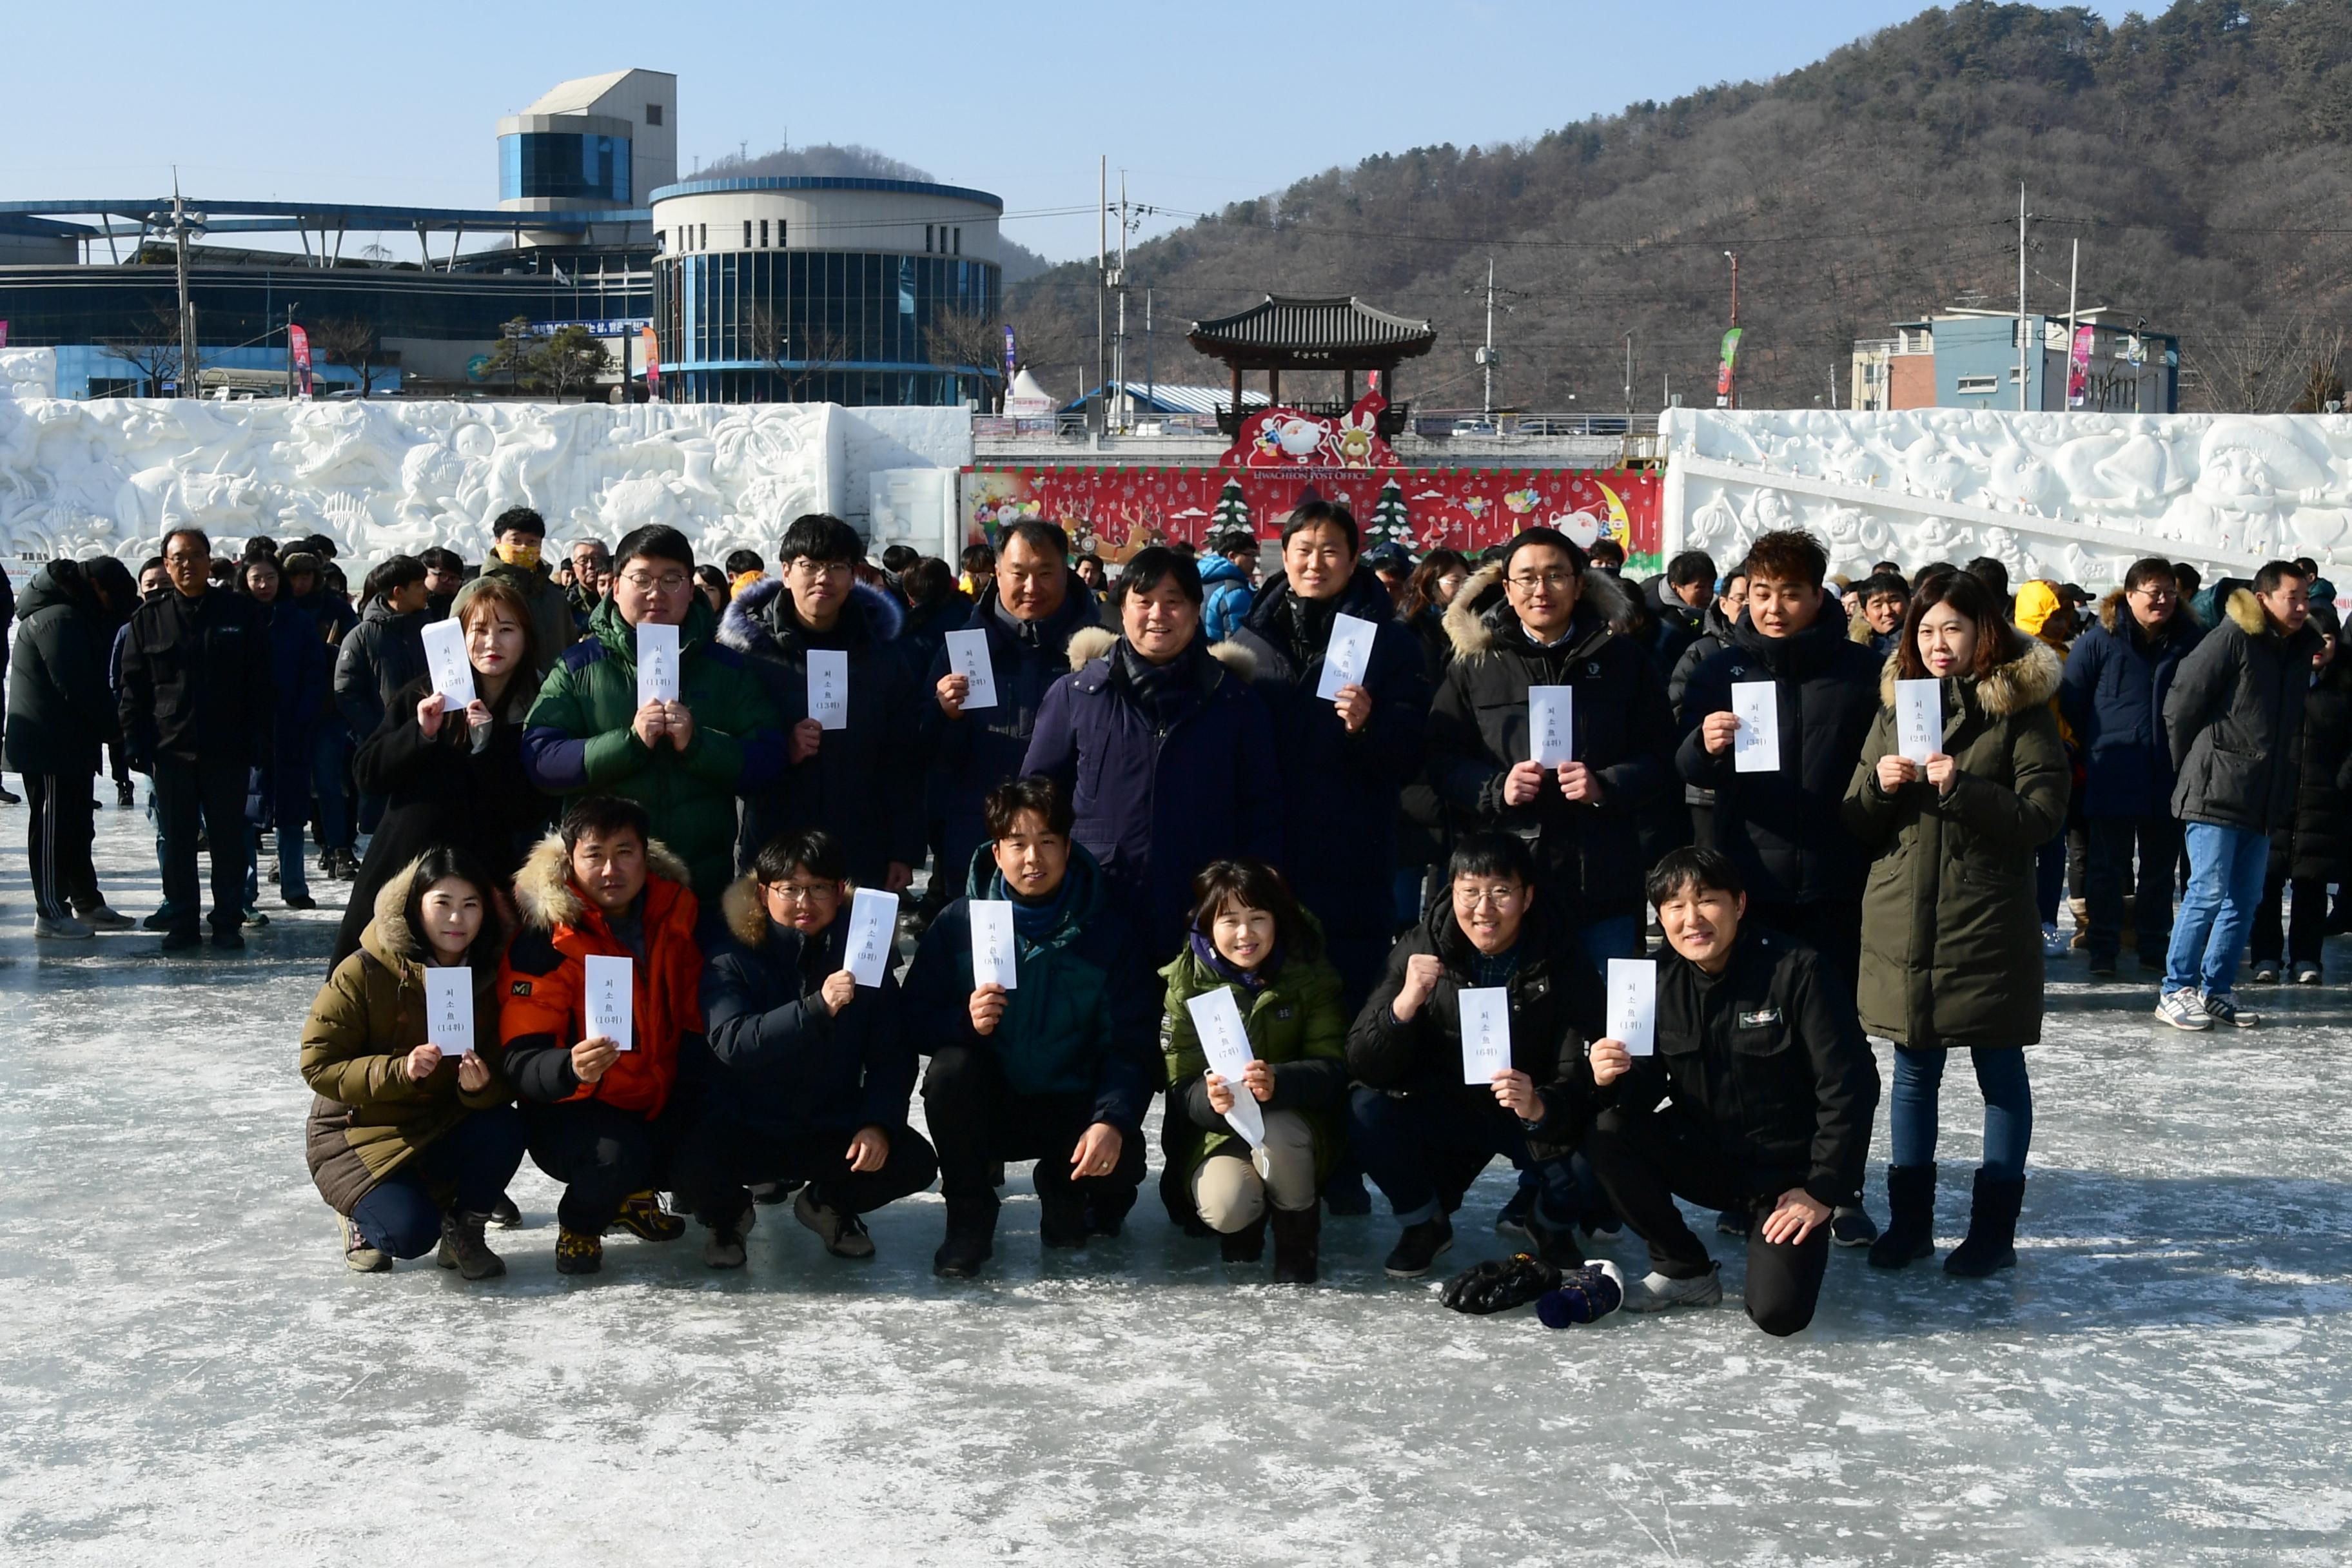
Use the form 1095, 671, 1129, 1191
2068, 325, 2093, 408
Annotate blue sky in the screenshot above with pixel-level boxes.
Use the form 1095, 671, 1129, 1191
11, 1, 2143, 262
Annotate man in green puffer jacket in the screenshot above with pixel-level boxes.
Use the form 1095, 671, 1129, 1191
520, 524, 785, 907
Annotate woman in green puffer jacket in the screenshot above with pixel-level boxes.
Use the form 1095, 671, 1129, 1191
1158, 859, 1349, 1284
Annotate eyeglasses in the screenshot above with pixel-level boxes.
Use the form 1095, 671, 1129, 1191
1456, 888, 1523, 912
789, 560, 854, 581
2132, 587, 2177, 602
620, 571, 690, 594
765, 882, 839, 903
1507, 571, 1577, 592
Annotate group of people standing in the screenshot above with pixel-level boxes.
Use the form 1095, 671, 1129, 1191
16, 489, 2313, 1335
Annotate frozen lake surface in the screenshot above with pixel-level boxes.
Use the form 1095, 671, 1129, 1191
2, 804, 2348, 1565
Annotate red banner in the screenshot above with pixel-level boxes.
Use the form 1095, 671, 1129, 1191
1218, 389, 1399, 469
965, 464, 1662, 572
288, 322, 312, 397
642, 325, 661, 387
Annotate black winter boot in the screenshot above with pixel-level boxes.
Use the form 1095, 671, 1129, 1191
1270, 1206, 1321, 1285
934, 1205, 997, 1279
1943, 1169, 2024, 1277
1218, 1212, 1267, 1263
1867, 1164, 1937, 1269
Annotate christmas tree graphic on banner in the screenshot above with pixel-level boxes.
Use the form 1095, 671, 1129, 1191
1210, 478, 1251, 538
1367, 478, 1411, 548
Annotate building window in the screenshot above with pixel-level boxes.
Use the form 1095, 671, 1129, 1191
925, 225, 934, 253
699, 223, 707, 250
1955, 375, 1999, 395
953, 228, 961, 255
759, 219, 769, 248
497, 132, 632, 203
777, 219, 787, 247
654, 230, 665, 252
645, 103, 663, 126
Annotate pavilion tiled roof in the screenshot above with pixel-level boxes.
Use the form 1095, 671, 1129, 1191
1187, 295, 1438, 367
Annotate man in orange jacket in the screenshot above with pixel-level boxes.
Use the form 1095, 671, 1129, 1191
502, 795, 706, 1275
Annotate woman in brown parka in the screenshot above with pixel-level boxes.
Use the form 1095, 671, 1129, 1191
301, 846, 524, 1278
1843, 569, 2068, 1281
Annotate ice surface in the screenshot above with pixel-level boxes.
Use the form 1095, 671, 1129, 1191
3, 806, 2350, 1565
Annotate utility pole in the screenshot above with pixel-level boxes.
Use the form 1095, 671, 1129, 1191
2064, 235, 2081, 411
1144, 286, 1155, 412
1113, 168, 1129, 431
1721, 250, 1741, 409
1095, 155, 1107, 428
2017, 182, 2030, 412
1622, 330, 1634, 416
1480, 257, 1497, 420
170, 173, 199, 397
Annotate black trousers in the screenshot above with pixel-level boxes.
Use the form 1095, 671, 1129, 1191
921, 1043, 1144, 1218
2251, 867, 2328, 968
23, 772, 98, 920
1583, 1104, 1831, 1338
522, 1098, 681, 1235
153, 756, 250, 933
2084, 813, 2182, 964
669, 1112, 937, 1226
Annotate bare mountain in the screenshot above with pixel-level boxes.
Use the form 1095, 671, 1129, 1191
1004, 0, 2352, 412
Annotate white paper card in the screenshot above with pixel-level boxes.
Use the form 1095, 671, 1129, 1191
1730, 680, 1780, 774
424, 966, 474, 1060
1315, 612, 1380, 701
584, 955, 632, 1053
1896, 678, 1943, 764
970, 898, 1018, 990
1528, 685, 1574, 767
1607, 958, 1658, 1058
943, 629, 999, 710
635, 621, 680, 708
808, 648, 850, 730
420, 618, 475, 709
1184, 987, 1266, 1150
1459, 986, 1513, 1084
845, 888, 897, 987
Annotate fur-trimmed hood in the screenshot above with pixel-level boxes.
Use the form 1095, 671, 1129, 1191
2225, 585, 2271, 638
718, 574, 905, 658
358, 855, 433, 971
1062, 624, 1258, 683
1440, 559, 1640, 662
512, 830, 696, 932
1877, 627, 2063, 717
2097, 585, 2195, 643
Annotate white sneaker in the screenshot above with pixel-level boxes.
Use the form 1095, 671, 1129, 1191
34, 915, 93, 940
2154, 987, 2213, 1030
1622, 1263, 1723, 1313
2200, 990, 2256, 1029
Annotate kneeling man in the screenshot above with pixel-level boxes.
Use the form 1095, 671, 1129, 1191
1583, 846, 1879, 1335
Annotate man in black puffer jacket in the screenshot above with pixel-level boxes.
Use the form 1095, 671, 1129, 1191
5, 558, 133, 936
1425, 527, 1675, 965
1228, 500, 1429, 1010
1348, 832, 1603, 1280
1674, 529, 1881, 978
1583, 847, 1878, 1335
683, 829, 939, 1268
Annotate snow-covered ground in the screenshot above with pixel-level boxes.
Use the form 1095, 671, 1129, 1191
3, 803, 2347, 1566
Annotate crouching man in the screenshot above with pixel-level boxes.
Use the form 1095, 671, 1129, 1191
683, 828, 939, 1269
502, 796, 703, 1275
1583, 846, 1880, 1335
902, 776, 1158, 1279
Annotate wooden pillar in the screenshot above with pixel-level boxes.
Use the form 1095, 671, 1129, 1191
1344, 368, 1356, 404
1268, 366, 1282, 407
1229, 361, 1242, 418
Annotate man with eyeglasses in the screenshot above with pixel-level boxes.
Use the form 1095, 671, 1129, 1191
928, 518, 1098, 896
2058, 556, 2204, 978
1348, 831, 1603, 1279
480, 507, 579, 676
567, 538, 612, 631
721, 513, 925, 895
1426, 525, 1677, 970
522, 522, 785, 907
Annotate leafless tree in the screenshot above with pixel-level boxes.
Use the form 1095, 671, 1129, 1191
306, 316, 397, 398
923, 304, 1007, 410
747, 305, 852, 402
2188, 313, 2349, 414
98, 301, 188, 397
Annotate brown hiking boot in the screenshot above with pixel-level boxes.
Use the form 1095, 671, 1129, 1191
436, 1210, 507, 1280
608, 1190, 685, 1242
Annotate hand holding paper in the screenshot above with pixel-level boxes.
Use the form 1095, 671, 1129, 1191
1458, 986, 1513, 1085
845, 888, 898, 987
583, 955, 632, 1053
1184, 988, 1266, 1149
1606, 958, 1657, 1058
808, 648, 850, 730
635, 622, 680, 709
1730, 681, 1780, 774
970, 898, 1017, 990
424, 966, 475, 1060
1528, 686, 1574, 767
1896, 678, 1943, 764
1316, 613, 1379, 701
943, 629, 999, 710
420, 618, 475, 708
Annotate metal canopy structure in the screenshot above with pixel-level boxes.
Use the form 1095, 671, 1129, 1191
1186, 294, 1438, 431
0, 197, 649, 270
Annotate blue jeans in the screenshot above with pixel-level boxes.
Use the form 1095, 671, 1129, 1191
2164, 822, 2269, 994
1890, 1047, 2033, 1181
348, 1106, 527, 1258
1350, 1085, 1581, 1228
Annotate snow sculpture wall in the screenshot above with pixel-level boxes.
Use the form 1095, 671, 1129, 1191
0, 391, 977, 565
1660, 407, 2352, 589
